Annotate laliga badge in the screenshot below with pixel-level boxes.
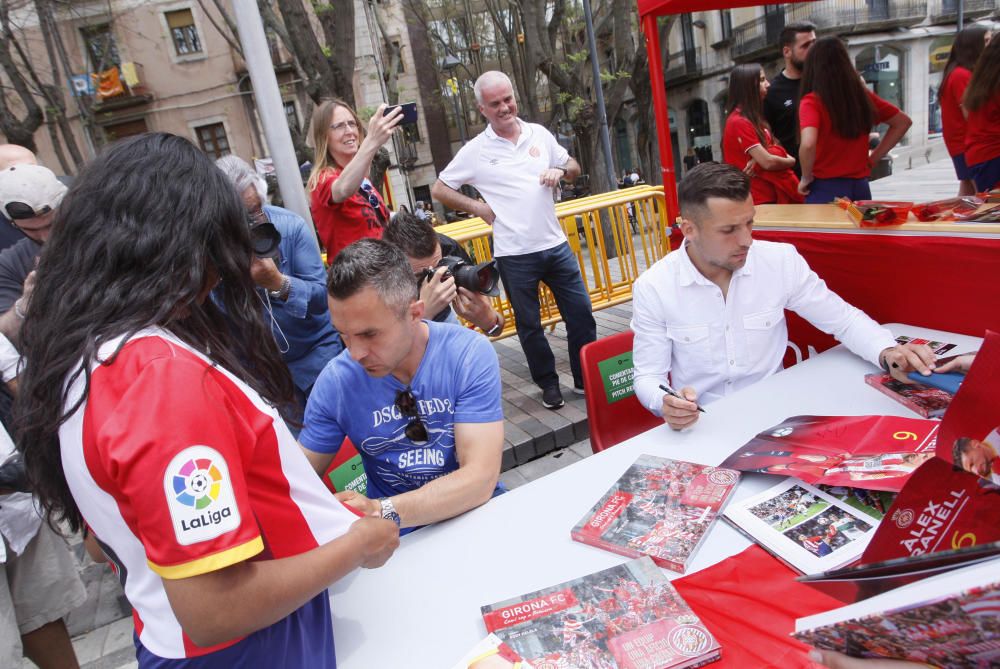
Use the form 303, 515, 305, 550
164, 445, 240, 545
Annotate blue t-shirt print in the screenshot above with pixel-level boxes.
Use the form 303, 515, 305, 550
363, 393, 458, 491
301, 320, 504, 519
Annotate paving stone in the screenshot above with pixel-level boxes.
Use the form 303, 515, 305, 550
498, 467, 529, 490
512, 446, 583, 481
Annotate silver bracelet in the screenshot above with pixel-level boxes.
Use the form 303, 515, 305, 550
267, 275, 290, 301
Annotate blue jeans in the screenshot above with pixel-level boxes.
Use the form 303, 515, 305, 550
805, 177, 871, 204
497, 242, 596, 389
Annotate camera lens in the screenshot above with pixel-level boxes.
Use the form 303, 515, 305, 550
439, 256, 500, 297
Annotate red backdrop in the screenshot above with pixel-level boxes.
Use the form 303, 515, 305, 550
751, 230, 1000, 364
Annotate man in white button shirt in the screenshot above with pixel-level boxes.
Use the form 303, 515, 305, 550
632, 163, 935, 430
431, 71, 597, 411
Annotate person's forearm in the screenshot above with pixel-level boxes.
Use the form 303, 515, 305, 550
328, 140, 381, 203
389, 462, 499, 528
869, 114, 912, 164
562, 158, 582, 182
432, 180, 485, 218
799, 142, 816, 181
164, 527, 371, 647
0, 308, 23, 343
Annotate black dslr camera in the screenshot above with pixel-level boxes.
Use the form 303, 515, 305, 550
420, 256, 501, 297
247, 209, 282, 259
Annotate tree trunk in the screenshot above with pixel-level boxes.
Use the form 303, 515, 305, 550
314, 0, 356, 106
0, 0, 43, 150
274, 0, 346, 104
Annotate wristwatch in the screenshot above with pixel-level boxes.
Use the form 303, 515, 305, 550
485, 314, 503, 337
555, 165, 568, 176
378, 497, 401, 527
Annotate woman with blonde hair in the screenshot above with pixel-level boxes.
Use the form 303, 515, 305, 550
307, 100, 402, 260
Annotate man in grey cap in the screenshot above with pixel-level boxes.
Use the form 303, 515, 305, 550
0, 163, 66, 343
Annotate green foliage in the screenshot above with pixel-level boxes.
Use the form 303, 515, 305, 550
358, 106, 376, 121
599, 69, 631, 84
321, 45, 332, 58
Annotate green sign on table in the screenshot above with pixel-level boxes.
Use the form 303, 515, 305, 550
597, 351, 636, 404
327, 454, 368, 495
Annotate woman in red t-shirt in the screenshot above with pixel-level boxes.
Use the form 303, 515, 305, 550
964, 36, 1000, 192
722, 64, 801, 204
797, 37, 912, 204
306, 100, 403, 260
939, 25, 990, 195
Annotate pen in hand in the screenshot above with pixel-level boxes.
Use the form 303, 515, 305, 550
659, 383, 706, 413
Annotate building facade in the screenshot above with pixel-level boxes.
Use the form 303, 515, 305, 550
662, 1, 999, 178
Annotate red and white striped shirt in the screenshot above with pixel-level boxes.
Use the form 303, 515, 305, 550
59, 330, 358, 659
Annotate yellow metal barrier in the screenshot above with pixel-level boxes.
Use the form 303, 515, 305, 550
436, 185, 674, 339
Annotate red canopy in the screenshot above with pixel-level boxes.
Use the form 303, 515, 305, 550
638, 0, 790, 16
638, 1, 813, 221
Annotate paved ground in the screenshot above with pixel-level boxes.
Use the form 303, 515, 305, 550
24, 155, 955, 668
870, 153, 961, 202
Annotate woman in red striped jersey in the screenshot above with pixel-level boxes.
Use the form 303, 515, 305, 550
15, 133, 398, 667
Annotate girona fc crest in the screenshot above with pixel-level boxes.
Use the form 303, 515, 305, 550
894, 508, 915, 529
669, 624, 712, 656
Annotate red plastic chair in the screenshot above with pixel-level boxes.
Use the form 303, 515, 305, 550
580, 331, 663, 453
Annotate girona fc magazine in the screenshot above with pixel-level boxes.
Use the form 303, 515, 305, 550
570, 456, 739, 573
481, 557, 720, 669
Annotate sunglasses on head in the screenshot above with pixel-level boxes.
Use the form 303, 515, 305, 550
394, 388, 428, 443
3, 201, 51, 221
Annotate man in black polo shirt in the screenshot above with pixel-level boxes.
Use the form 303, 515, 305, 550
763, 21, 817, 177
383, 211, 504, 337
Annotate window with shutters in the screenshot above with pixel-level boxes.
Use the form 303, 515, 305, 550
166, 9, 202, 56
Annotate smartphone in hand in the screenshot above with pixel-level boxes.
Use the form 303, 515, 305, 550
383, 102, 418, 126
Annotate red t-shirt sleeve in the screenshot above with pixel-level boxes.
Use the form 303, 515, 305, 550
869, 90, 901, 124
93, 357, 263, 579
728, 114, 764, 154
798, 93, 820, 130
312, 170, 343, 211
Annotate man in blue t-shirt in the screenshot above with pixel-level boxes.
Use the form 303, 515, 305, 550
300, 239, 504, 535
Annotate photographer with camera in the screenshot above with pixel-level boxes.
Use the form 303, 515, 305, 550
383, 211, 505, 337
216, 156, 343, 403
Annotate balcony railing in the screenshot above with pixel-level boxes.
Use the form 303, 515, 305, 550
803, 0, 929, 31
735, 1, 932, 60
664, 49, 703, 85
91, 63, 153, 112
929, 0, 997, 23
731, 10, 785, 60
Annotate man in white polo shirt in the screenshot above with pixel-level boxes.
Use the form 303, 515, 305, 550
632, 162, 936, 430
431, 71, 596, 410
